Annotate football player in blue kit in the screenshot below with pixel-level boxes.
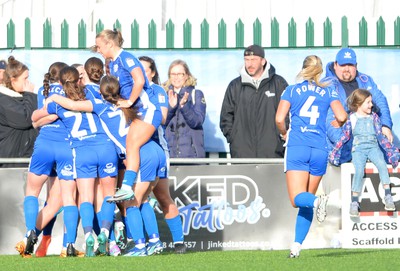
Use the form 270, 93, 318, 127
34, 66, 119, 257
82, 56, 115, 253
47, 75, 165, 256
139, 56, 186, 254
15, 62, 79, 258
94, 29, 162, 202
275, 55, 347, 258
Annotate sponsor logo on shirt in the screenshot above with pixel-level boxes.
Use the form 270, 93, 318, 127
265, 90, 275, 97
300, 126, 320, 134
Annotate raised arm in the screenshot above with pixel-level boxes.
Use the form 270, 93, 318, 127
48, 94, 93, 112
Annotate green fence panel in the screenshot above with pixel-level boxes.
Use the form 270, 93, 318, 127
306, 17, 314, 47
323, 17, 332, 47
359, 17, 368, 46
218, 19, 227, 48
183, 19, 192, 48
377, 16, 385, 46
96, 19, 104, 35
78, 19, 86, 49
235, 19, 244, 48
131, 20, 139, 49
200, 19, 209, 48
24, 18, 31, 49
166, 19, 174, 49
271, 17, 279, 47
148, 19, 157, 49
341, 16, 348, 47
7, 19, 15, 49
61, 19, 69, 48
114, 19, 121, 32
4, 16, 400, 49
43, 18, 52, 48
288, 17, 296, 47
395, 16, 400, 46
253, 18, 262, 45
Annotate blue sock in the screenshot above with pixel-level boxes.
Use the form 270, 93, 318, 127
122, 215, 132, 239
93, 211, 101, 236
109, 222, 116, 242
126, 206, 144, 242
100, 197, 115, 231
294, 207, 314, 244
63, 205, 79, 243
140, 202, 159, 238
166, 215, 184, 243
294, 192, 317, 208
80, 202, 94, 234
24, 196, 39, 231
122, 170, 137, 187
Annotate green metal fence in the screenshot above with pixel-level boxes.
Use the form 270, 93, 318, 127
4, 16, 400, 49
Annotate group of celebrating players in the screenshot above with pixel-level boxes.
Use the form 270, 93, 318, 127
15, 29, 186, 258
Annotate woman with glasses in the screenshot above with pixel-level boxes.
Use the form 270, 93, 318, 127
162, 59, 206, 158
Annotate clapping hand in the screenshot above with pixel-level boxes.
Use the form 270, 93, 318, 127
168, 90, 178, 107
179, 92, 189, 107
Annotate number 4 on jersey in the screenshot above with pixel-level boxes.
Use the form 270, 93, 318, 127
299, 96, 320, 125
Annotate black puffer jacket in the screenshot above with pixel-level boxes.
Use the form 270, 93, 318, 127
220, 63, 288, 158
0, 87, 38, 159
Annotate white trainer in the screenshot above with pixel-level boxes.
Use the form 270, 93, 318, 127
316, 194, 329, 223
288, 242, 301, 258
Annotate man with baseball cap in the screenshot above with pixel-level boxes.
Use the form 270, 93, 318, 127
325, 47, 393, 165
220, 44, 288, 158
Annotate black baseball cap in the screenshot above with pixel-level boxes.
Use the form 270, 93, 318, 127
244, 45, 265, 58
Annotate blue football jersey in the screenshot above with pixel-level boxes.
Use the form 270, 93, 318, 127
91, 98, 129, 158
47, 101, 109, 147
150, 83, 169, 152
109, 50, 153, 100
37, 83, 69, 141
281, 80, 339, 150
85, 83, 102, 99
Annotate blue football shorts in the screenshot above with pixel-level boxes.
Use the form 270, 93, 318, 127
119, 141, 167, 182
138, 141, 167, 182
29, 137, 75, 180
284, 145, 328, 176
73, 141, 118, 179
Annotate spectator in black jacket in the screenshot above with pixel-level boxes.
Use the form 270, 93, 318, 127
0, 56, 38, 167
220, 45, 289, 158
